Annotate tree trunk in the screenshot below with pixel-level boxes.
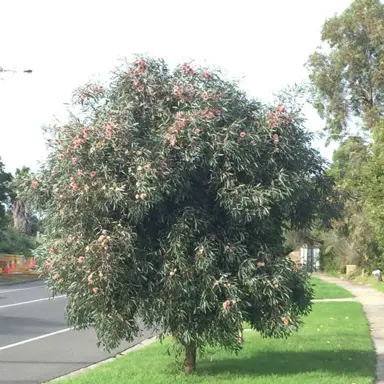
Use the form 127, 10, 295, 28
184, 343, 197, 374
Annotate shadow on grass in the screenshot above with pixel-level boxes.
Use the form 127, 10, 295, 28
198, 350, 376, 377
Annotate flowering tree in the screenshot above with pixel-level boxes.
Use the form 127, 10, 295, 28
22, 57, 328, 374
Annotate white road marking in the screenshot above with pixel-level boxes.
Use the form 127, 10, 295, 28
0, 285, 45, 294
0, 295, 66, 309
0, 328, 72, 352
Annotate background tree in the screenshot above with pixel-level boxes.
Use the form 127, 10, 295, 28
0, 158, 12, 231
306, 0, 384, 138
22, 57, 330, 374
323, 137, 380, 271
363, 118, 384, 269
11, 167, 40, 236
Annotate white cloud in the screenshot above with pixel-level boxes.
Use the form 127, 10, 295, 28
0, 0, 351, 172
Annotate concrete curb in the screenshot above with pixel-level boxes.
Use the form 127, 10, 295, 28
48, 336, 158, 382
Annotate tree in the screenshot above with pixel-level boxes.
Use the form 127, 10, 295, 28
306, 0, 384, 138
22, 57, 329, 373
363, 119, 384, 269
0, 158, 12, 230
11, 167, 40, 236
323, 137, 380, 270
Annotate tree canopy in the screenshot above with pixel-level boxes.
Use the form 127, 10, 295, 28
307, 0, 384, 138
21, 57, 331, 373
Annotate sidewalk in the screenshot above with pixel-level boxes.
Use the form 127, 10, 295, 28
315, 273, 384, 384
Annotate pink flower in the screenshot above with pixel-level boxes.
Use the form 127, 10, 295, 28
49, 249, 55, 254
137, 60, 146, 68
78, 256, 85, 263
57, 139, 62, 145
72, 157, 78, 164
51, 169, 56, 175
195, 128, 201, 134
161, 161, 167, 167
282, 317, 289, 325
90, 171, 96, 177
92, 287, 98, 293
53, 273, 60, 281
77, 169, 83, 175
31, 180, 39, 188
240, 131, 246, 138
143, 163, 151, 170
59, 154, 65, 159
223, 300, 231, 311
257, 261, 265, 267
202, 72, 211, 79
137, 86, 143, 92
84, 184, 89, 192
71, 183, 79, 191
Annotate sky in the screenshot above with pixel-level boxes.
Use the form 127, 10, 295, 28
0, 0, 353, 174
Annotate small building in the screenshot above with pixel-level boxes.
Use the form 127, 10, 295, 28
289, 243, 321, 272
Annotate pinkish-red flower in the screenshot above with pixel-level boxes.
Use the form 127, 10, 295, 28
240, 131, 246, 138
59, 154, 65, 159
53, 273, 61, 281
223, 300, 231, 311
90, 171, 96, 177
31, 180, 39, 188
195, 128, 201, 134
71, 183, 79, 191
78, 256, 85, 263
49, 249, 55, 254
72, 157, 78, 164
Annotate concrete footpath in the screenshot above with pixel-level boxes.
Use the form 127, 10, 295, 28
315, 274, 384, 384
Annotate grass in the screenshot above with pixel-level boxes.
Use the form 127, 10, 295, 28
311, 276, 354, 299
58, 302, 375, 384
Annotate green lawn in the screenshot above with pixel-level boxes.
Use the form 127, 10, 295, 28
311, 276, 354, 299
58, 302, 375, 384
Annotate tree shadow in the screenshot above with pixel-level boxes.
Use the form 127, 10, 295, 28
198, 350, 376, 378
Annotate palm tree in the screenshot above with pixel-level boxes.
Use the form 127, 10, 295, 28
11, 167, 35, 235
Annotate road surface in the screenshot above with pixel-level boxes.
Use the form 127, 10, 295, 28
0, 281, 155, 384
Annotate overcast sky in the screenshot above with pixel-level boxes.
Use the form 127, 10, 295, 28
0, 0, 352, 173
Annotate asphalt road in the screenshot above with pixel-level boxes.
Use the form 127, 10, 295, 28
0, 281, 155, 384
